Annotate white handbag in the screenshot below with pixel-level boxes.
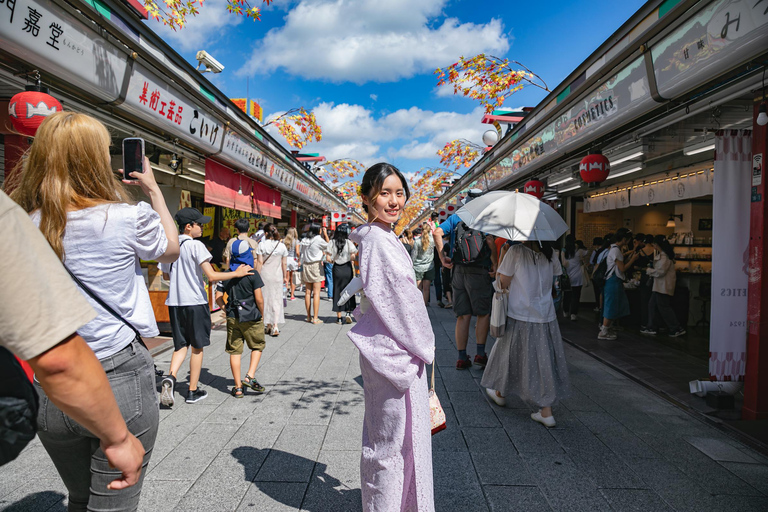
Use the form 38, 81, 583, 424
490, 279, 508, 338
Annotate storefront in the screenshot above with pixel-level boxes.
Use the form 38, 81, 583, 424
415, 0, 768, 419
0, 0, 351, 325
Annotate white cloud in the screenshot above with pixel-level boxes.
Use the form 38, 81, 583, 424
150, 0, 243, 53
370, 94, 378, 102
239, 0, 509, 83
265, 102, 488, 169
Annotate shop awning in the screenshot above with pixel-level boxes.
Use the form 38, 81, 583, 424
204, 159, 281, 218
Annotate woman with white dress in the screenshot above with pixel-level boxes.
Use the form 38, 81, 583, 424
482, 242, 571, 427
257, 224, 289, 336
561, 235, 588, 321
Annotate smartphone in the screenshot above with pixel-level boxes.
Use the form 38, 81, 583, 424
122, 138, 145, 181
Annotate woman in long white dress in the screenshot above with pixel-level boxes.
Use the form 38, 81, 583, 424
284, 227, 301, 300
257, 223, 289, 336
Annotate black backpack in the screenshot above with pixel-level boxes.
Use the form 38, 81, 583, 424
592, 252, 609, 285
0, 347, 39, 466
452, 223, 491, 267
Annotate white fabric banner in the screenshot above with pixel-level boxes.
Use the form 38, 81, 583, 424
710, 131, 751, 381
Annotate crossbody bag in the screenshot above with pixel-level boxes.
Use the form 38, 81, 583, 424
226, 279, 261, 323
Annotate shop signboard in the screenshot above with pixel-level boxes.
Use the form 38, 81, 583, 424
221, 129, 297, 191
651, 0, 768, 100
484, 57, 654, 190
123, 63, 224, 154
0, 0, 128, 102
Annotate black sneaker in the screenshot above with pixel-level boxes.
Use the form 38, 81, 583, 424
160, 375, 176, 407
669, 329, 687, 338
336, 317, 343, 325
186, 388, 208, 403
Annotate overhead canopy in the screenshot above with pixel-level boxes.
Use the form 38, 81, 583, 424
205, 159, 281, 218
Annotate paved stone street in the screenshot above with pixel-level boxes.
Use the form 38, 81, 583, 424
2, 292, 768, 511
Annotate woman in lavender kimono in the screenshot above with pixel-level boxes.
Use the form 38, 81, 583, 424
347, 163, 436, 512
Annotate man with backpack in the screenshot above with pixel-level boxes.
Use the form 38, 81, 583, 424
433, 190, 497, 369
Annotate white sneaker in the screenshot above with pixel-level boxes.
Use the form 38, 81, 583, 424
598, 326, 617, 340
486, 388, 506, 407
531, 411, 556, 427
570, 314, 577, 321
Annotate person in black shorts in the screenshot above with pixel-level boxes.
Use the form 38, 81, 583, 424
215, 240, 267, 398
160, 208, 252, 406
433, 190, 497, 370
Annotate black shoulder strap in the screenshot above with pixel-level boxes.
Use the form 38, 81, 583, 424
170, 239, 189, 274
64, 266, 146, 348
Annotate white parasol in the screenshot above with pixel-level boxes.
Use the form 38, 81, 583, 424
455, 191, 569, 241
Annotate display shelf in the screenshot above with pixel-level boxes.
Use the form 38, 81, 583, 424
675, 258, 712, 262
672, 244, 711, 248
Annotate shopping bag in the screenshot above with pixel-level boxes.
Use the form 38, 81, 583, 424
429, 362, 446, 435
490, 279, 508, 338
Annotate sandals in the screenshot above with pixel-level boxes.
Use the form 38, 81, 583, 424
231, 387, 244, 398
242, 375, 265, 393
311, 318, 323, 324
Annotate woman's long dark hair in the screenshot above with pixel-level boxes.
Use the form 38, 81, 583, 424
654, 234, 676, 261
308, 223, 321, 238
564, 234, 576, 259
360, 162, 410, 214
263, 223, 280, 240
333, 223, 350, 255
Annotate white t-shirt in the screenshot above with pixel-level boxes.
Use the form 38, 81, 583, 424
606, 245, 625, 281
562, 248, 588, 286
497, 244, 562, 323
32, 202, 168, 359
257, 239, 289, 262
160, 235, 211, 306
300, 235, 329, 263
327, 239, 358, 265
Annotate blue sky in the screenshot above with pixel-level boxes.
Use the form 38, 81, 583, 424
151, 0, 646, 181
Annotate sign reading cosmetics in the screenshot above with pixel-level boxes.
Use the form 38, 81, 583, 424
483, 56, 654, 190
0, 0, 128, 102
122, 63, 224, 154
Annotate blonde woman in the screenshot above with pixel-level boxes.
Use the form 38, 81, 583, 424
10, 111, 180, 510
410, 222, 435, 306
283, 227, 301, 300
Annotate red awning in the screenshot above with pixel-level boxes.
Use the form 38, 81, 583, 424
204, 159, 281, 218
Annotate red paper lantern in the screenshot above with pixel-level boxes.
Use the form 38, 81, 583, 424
579, 150, 610, 187
9, 88, 63, 136
524, 180, 545, 199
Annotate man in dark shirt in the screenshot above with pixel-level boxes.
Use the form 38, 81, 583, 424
208, 227, 230, 267
215, 240, 266, 398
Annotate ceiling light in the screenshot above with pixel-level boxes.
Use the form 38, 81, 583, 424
758, 104, 768, 126
558, 183, 581, 193
549, 176, 574, 187
666, 213, 683, 228
609, 150, 644, 166
607, 165, 643, 180
684, 139, 715, 156
542, 194, 558, 201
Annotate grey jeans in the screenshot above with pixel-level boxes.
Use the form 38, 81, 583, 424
34, 338, 159, 511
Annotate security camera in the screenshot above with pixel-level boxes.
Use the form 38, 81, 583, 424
195, 51, 224, 74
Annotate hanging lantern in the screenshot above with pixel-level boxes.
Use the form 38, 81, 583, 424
579, 150, 610, 187
8, 84, 63, 137
524, 179, 545, 199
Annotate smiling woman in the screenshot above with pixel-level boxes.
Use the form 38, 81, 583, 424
360, 162, 411, 225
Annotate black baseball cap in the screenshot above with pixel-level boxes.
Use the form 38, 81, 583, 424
175, 207, 211, 227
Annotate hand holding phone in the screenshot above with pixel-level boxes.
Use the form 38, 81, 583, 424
122, 138, 145, 181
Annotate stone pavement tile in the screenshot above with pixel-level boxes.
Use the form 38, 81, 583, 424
290, 382, 343, 426
567, 450, 646, 489
471, 451, 536, 486
629, 456, 719, 512
256, 425, 327, 483
204, 394, 263, 426
449, 390, 501, 427
432, 452, 488, 512
273, 425, 327, 458
0, 480, 66, 512
150, 403, 218, 464
572, 411, 659, 459
435, 348, 456, 367
146, 422, 239, 481
322, 412, 363, 451
174, 446, 269, 511
719, 462, 768, 496
302, 451, 362, 512
495, 408, 564, 454
483, 485, 552, 512
559, 387, 604, 413
137, 480, 193, 512
462, 427, 515, 453
430, 404, 467, 453
711, 495, 768, 511
440, 367, 480, 392
0, 443, 61, 498
520, 452, 611, 512
549, 425, 613, 457
640, 434, 762, 496
235, 482, 307, 511
685, 437, 759, 463
598, 489, 673, 512
256, 384, 307, 422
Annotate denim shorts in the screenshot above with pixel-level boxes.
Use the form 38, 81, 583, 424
34, 338, 159, 512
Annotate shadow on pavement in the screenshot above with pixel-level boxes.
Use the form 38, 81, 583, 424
2, 491, 65, 511
232, 447, 362, 511
264, 377, 364, 417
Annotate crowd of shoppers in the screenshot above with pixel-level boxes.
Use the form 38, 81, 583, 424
4, 113, 690, 512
